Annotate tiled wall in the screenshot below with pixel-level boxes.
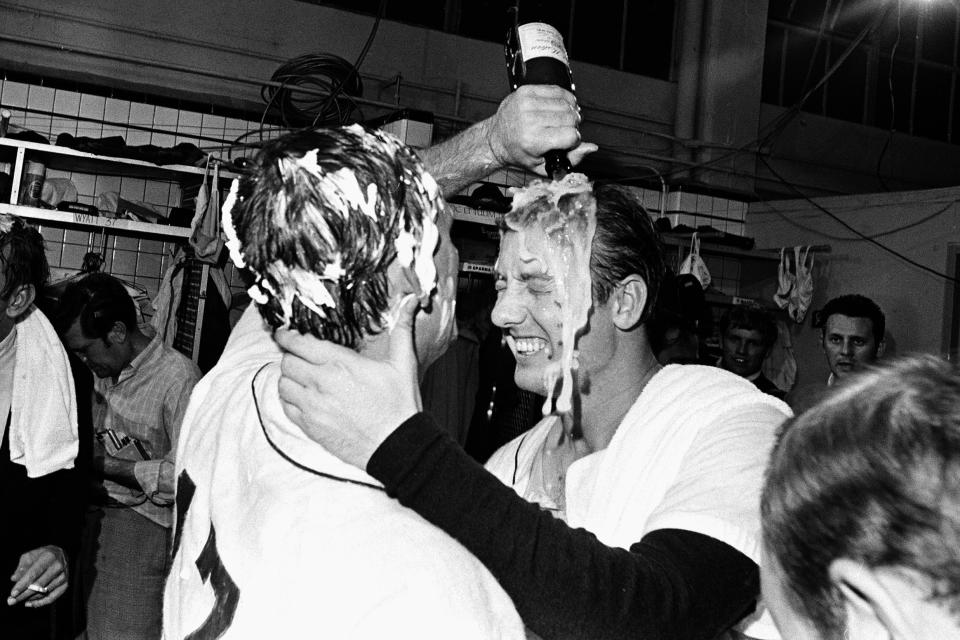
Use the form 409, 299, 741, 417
1, 73, 755, 309
0, 78, 266, 156
1, 74, 272, 309
662, 189, 747, 236
658, 188, 750, 298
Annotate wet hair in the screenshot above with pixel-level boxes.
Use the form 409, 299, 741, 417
761, 355, 960, 636
53, 272, 137, 340
225, 125, 443, 349
819, 294, 885, 345
589, 184, 665, 320
497, 183, 665, 323
0, 214, 48, 301
719, 305, 777, 349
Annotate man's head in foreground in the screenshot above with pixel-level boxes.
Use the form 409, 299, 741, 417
818, 294, 885, 381
225, 125, 457, 371
0, 214, 47, 340
761, 355, 960, 640
719, 305, 777, 378
492, 183, 665, 398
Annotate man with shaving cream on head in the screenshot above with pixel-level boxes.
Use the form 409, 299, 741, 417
163, 105, 602, 636
277, 172, 793, 637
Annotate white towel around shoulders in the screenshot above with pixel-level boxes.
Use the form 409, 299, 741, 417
9, 305, 79, 477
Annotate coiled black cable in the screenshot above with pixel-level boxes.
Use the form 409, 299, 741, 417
260, 53, 364, 128
235, 0, 388, 149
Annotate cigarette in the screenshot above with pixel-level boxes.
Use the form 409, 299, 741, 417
26, 583, 48, 594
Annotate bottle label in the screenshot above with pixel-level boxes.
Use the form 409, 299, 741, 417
21, 160, 45, 206
518, 23, 569, 65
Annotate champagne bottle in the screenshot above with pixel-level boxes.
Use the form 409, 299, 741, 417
505, 2, 575, 180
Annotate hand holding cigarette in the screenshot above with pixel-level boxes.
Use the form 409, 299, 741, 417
7, 545, 68, 608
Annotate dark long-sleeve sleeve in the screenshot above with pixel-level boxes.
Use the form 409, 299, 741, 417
368, 413, 760, 640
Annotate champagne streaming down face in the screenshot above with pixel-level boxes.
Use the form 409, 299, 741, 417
503, 173, 597, 416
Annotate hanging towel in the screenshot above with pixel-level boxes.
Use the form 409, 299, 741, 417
678, 232, 711, 289
9, 306, 79, 477
788, 246, 814, 323
189, 158, 224, 260
152, 247, 188, 346
773, 248, 793, 310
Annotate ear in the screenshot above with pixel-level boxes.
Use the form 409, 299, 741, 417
106, 320, 128, 346
386, 259, 424, 301
829, 558, 912, 640
3, 284, 36, 319
611, 275, 648, 331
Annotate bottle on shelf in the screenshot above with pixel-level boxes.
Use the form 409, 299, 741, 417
0, 162, 11, 203
505, 1, 575, 180
19, 160, 46, 207
0, 109, 10, 138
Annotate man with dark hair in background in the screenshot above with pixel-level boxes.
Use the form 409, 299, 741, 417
788, 293, 885, 411
1, 214, 81, 638
55, 272, 201, 640
718, 305, 784, 399
761, 355, 960, 639
818, 293, 885, 382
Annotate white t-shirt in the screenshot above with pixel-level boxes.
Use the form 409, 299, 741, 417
486, 364, 792, 639
163, 306, 524, 640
